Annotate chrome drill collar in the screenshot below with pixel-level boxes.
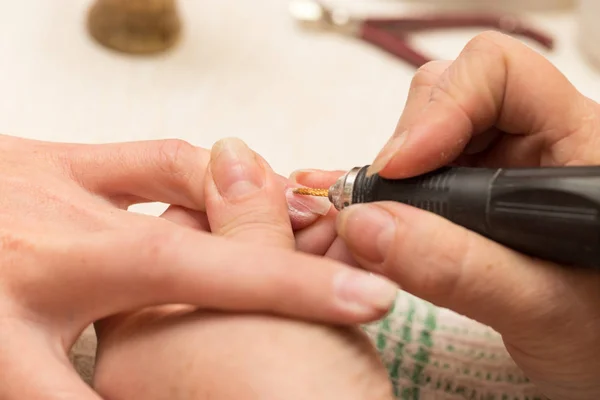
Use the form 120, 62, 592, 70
328, 167, 362, 211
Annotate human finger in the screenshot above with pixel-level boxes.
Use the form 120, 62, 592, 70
66, 138, 330, 232
66, 139, 210, 210
0, 324, 101, 399
285, 170, 359, 265
94, 205, 210, 340
239, 172, 331, 232
393, 59, 452, 135
335, 201, 580, 334
286, 183, 332, 232
369, 31, 593, 178
289, 169, 346, 190
204, 138, 295, 247
159, 205, 210, 231
51, 223, 399, 325
325, 237, 360, 267
286, 169, 341, 252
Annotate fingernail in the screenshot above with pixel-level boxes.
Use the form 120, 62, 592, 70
211, 138, 264, 199
287, 169, 332, 218
334, 270, 398, 313
285, 187, 331, 216
367, 131, 407, 176
337, 204, 396, 264
289, 169, 319, 187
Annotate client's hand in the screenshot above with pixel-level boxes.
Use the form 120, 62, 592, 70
0, 135, 396, 400
93, 138, 395, 400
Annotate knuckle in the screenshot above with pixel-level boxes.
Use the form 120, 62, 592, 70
30, 142, 80, 182
428, 76, 455, 105
426, 68, 461, 107
136, 227, 183, 283
417, 229, 471, 299
427, 64, 471, 107
142, 227, 177, 259
154, 139, 197, 179
460, 32, 508, 77
410, 60, 449, 90
152, 139, 206, 203
427, 33, 508, 128
217, 211, 292, 244
463, 31, 508, 55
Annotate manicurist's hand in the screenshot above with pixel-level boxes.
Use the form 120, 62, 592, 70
0, 135, 397, 400
296, 32, 600, 400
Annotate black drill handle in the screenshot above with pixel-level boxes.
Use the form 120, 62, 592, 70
352, 165, 600, 268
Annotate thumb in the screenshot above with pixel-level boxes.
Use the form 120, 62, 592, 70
369, 31, 590, 178
0, 324, 101, 399
336, 201, 570, 335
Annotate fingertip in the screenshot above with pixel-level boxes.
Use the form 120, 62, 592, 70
204, 139, 296, 247
375, 109, 472, 178
289, 169, 345, 188
285, 169, 340, 231
367, 131, 408, 177
208, 138, 265, 201
285, 187, 331, 230
336, 204, 398, 266
289, 169, 320, 185
332, 268, 399, 321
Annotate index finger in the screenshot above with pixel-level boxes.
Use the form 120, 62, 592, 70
370, 31, 589, 178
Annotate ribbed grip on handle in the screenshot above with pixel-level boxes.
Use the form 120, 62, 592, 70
487, 167, 600, 267
353, 166, 457, 216
353, 165, 600, 268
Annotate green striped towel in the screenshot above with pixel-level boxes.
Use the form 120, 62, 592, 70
364, 292, 547, 400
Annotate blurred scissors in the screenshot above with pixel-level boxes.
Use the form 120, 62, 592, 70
289, 0, 554, 68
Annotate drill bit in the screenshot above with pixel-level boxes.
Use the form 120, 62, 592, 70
292, 187, 329, 197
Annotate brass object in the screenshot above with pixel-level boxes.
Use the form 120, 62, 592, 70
292, 188, 330, 197
87, 0, 182, 55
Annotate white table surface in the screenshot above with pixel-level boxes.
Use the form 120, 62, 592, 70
1, 0, 598, 216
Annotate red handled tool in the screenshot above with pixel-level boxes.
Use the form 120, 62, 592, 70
290, 0, 554, 68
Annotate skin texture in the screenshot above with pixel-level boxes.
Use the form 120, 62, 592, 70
93, 139, 394, 400
94, 312, 392, 400
296, 32, 600, 400
0, 135, 397, 400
